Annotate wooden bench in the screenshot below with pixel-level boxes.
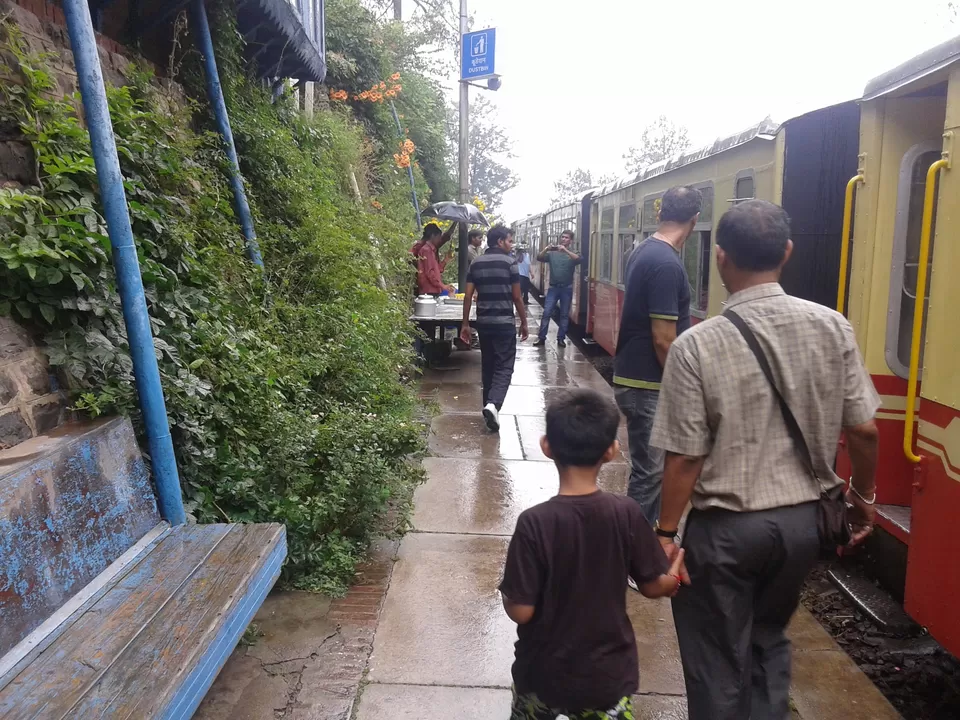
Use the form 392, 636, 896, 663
0, 417, 285, 718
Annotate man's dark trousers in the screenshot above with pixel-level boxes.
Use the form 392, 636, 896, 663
477, 326, 517, 410
672, 502, 820, 720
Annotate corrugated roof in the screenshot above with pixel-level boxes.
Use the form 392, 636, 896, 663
862, 34, 960, 101
594, 117, 780, 199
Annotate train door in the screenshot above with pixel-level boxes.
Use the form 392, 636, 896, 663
900, 69, 957, 655
842, 52, 958, 657
576, 194, 593, 330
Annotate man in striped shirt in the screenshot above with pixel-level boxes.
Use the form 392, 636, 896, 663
461, 225, 529, 431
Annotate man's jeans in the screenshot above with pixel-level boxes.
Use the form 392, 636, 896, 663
614, 386, 663, 525
538, 284, 573, 342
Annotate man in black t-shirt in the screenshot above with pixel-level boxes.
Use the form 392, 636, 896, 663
499, 389, 687, 719
614, 186, 701, 529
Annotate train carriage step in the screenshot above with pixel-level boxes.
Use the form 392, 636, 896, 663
874, 504, 911, 545
0, 521, 286, 719
828, 563, 919, 633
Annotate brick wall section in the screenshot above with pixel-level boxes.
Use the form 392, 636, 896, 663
0, 318, 65, 449
3, 0, 137, 93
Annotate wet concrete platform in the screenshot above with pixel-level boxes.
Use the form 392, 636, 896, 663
358, 305, 902, 719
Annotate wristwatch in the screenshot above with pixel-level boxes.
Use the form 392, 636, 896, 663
654, 520, 678, 539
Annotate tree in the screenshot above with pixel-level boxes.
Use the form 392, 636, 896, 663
549, 168, 617, 205
448, 95, 518, 211
622, 115, 691, 174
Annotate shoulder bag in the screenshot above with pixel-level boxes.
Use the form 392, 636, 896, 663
725, 309, 850, 559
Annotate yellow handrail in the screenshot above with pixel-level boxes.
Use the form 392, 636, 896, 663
837, 174, 864, 314
904, 158, 949, 464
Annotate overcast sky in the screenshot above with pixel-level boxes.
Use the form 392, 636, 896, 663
444, 0, 957, 221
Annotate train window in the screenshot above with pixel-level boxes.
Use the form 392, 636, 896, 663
619, 233, 636, 284
681, 231, 712, 315
600, 234, 614, 282
735, 175, 755, 202
698, 184, 714, 224
619, 203, 637, 231
641, 195, 662, 231
886, 146, 942, 378
601, 208, 615, 232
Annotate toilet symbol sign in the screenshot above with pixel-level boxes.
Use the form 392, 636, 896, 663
461, 28, 497, 82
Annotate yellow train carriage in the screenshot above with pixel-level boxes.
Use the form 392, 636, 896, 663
838, 35, 960, 657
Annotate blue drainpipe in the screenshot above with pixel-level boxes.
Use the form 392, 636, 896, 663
62, 0, 187, 525
389, 100, 421, 229
190, 0, 264, 268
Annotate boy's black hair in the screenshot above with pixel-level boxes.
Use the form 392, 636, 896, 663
422, 223, 442, 240
468, 229, 485, 242
545, 389, 620, 467
560, 229, 575, 240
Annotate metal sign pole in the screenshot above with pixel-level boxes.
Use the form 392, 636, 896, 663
458, 0, 470, 291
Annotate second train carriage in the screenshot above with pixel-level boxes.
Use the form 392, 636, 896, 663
586, 103, 860, 356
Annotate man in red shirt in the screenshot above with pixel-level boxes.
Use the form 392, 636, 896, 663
417, 224, 456, 295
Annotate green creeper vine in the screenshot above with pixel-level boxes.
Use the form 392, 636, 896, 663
0, 13, 428, 593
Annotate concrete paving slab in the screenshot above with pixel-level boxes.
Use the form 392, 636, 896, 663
499, 385, 572, 416
429, 413, 524, 460
631, 694, 688, 719
510, 360, 579, 387
788, 607, 839, 652
356, 684, 511, 719
516, 414, 630, 463
419, 382, 483, 414
367, 532, 515, 688
629, 595, 686, 696
414, 458, 629, 535
791, 648, 902, 719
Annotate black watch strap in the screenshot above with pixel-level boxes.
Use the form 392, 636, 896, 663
654, 522, 678, 539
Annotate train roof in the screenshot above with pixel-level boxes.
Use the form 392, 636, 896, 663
862, 34, 960, 101
594, 117, 780, 198
544, 187, 598, 215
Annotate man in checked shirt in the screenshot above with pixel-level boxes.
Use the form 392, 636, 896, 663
650, 200, 880, 720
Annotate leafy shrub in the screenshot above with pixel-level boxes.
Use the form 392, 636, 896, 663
0, 16, 427, 594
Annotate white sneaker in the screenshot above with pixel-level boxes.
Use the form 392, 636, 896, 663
482, 403, 500, 432
627, 576, 640, 593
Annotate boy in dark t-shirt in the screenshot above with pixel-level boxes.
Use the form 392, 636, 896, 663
499, 389, 687, 719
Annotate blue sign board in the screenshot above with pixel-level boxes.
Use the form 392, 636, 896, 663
461, 28, 497, 82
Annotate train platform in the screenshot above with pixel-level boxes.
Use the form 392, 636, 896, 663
353, 304, 903, 719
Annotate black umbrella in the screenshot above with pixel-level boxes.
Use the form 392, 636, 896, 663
421, 201, 490, 227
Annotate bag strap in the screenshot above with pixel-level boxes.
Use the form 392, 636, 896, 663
724, 309, 820, 486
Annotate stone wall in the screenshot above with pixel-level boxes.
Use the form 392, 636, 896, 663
0, 1, 183, 449
0, 318, 65, 449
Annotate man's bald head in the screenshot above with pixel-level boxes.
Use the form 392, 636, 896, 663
660, 186, 702, 224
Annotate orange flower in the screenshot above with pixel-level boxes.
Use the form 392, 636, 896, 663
402, 139, 415, 154
390, 72, 401, 81
379, 81, 386, 90
371, 199, 383, 210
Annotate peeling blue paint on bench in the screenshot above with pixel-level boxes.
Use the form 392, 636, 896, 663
0, 523, 286, 718
0, 418, 159, 657
160, 528, 286, 720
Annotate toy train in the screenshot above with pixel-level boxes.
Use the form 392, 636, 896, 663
513, 35, 960, 658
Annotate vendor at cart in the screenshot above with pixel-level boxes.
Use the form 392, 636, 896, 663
417, 223, 457, 296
